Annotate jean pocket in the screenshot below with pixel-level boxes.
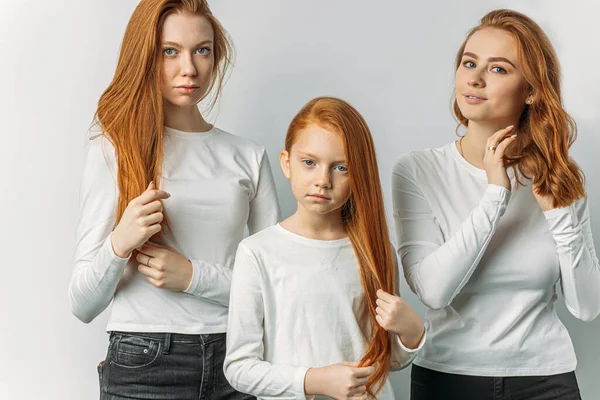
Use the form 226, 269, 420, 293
110, 335, 162, 369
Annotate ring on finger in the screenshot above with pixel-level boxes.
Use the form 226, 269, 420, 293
146, 255, 153, 267
488, 145, 496, 151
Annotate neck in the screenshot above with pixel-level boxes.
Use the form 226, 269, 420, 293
282, 205, 347, 240
460, 119, 516, 168
164, 103, 212, 132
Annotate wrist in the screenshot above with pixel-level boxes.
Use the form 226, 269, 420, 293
304, 367, 325, 396
110, 232, 131, 259
399, 321, 425, 350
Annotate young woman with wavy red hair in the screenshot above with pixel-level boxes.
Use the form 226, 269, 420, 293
68, 0, 279, 398
224, 97, 425, 400
392, 9, 599, 400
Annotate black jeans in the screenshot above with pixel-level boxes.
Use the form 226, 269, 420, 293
98, 332, 254, 400
410, 365, 582, 400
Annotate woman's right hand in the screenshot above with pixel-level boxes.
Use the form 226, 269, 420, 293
483, 125, 517, 191
110, 182, 170, 258
304, 361, 375, 400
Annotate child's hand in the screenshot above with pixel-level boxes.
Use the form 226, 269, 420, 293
375, 289, 425, 349
304, 361, 374, 400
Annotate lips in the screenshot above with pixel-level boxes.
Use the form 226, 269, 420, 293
308, 194, 331, 200
463, 93, 487, 104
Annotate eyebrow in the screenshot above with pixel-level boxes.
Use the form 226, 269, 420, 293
462, 51, 516, 68
162, 40, 213, 48
299, 151, 346, 165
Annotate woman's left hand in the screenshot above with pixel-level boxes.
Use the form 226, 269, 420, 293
135, 242, 193, 291
375, 289, 425, 349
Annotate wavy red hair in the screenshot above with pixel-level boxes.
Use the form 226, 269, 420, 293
285, 97, 396, 396
454, 9, 584, 207
94, 0, 233, 223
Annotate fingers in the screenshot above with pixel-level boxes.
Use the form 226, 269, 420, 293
487, 125, 515, 148
141, 200, 163, 215
136, 182, 170, 205
349, 384, 368, 396
494, 134, 518, 158
353, 365, 375, 378
137, 264, 163, 280
140, 211, 163, 227
376, 289, 396, 303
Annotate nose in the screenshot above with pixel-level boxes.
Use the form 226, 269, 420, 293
316, 167, 332, 189
467, 70, 485, 88
180, 53, 197, 77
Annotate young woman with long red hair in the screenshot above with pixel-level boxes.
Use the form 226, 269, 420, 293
224, 97, 425, 400
68, 0, 279, 398
392, 9, 599, 399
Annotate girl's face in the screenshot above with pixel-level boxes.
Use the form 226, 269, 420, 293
280, 124, 352, 219
160, 13, 215, 108
455, 27, 531, 127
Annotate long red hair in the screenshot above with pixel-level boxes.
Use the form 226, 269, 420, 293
454, 9, 584, 207
285, 97, 396, 396
94, 0, 233, 223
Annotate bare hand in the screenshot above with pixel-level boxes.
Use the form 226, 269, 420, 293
376, 289, 425, 349
484, 125, 517, 190
136, 242, 193, 291
304, 361, 374, 400
110, 181, 170, 258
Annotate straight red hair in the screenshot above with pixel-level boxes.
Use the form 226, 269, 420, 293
454, 9, 584, 207
285, 97, 396, 396
94, 0, 233, 223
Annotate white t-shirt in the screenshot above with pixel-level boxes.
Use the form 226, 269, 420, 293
392, 141, 600, 376
224, 224, 425, 400
69, 126, 280, 334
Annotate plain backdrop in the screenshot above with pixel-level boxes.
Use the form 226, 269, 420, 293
0, 1, 598, 399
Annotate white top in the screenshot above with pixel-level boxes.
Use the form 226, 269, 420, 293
392, 141, 600, 376
69, 126, 280, 334
224, 224, 425, 400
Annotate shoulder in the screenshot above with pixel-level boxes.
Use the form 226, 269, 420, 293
213, 128, 266, 159
392, 143, 454, 179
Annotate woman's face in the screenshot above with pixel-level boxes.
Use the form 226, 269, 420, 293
160, 13, 215, 108
455, 27, 531, 127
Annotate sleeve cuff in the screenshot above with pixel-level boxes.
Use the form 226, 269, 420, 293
543, 205, 572, 220
184, 259, 201, 295
486, 184, 511, 203
295, 366, 310, 400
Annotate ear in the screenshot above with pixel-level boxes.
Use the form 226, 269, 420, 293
279, 150, 291, 180
525, 89, 535, 105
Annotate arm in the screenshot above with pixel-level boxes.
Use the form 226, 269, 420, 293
185, 150, 280, 306
545, 196, 600, 321
68, 137, 130, 323
223, 243, 309, 400
391, 156, 510, 309
247, 149, 281, 235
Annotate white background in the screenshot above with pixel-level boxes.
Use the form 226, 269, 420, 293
0, 1, 598, 399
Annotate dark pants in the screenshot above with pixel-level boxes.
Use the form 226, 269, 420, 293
98, 331, 254, 400
410, 364, 582, 400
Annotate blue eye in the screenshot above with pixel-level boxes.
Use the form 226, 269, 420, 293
463, 60, 476, 68
334, 165, 348, 173
163, 48, 177, 56
491, 66, 507, 74
196, 47, 211, 55
302, 160, 315, 167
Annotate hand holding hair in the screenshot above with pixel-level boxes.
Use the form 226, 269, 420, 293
375, 289, 425, 350
304, 361, 374, 400
110, 181, 170, 258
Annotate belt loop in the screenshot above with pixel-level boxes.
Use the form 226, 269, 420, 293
163, 333, 172, 354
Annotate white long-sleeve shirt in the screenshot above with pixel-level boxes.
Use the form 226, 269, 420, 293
224, 224, 425, 400
392, 141, 600, 376
69, 126, 280, 334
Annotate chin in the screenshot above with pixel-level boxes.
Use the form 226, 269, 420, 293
166, 97, 200, 108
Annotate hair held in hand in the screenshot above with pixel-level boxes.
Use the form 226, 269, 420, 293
454, 9, 585, 207
286, 97, 396, 397
94, 0, 233, 223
